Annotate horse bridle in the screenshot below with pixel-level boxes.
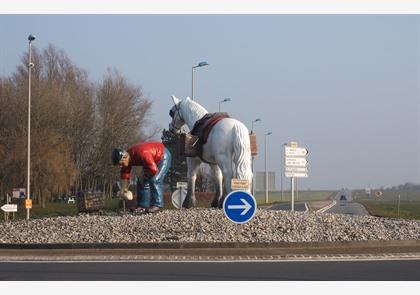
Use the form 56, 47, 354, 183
169, 104, 183, 133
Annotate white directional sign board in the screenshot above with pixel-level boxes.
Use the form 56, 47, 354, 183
284, 143, 309, 179
285, 172, 308, 178
285, 166, 308, 173
285, 147, 308, 157
1, 204, 18, 212
285, 157, 308, 167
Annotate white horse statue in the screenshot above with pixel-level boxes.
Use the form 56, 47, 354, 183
169, 96, 252, 208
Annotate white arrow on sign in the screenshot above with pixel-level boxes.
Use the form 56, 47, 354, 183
1, 204, 18, 212
285, 157, 308, 167
285, 147, 308, 157
285, 166, 308, 173
227, 198, 252, 215
285, 172, 308, 178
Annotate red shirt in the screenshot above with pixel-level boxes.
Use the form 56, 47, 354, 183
120, 142, 165, 180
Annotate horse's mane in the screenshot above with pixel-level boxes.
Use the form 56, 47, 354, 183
180, 98, 208, 129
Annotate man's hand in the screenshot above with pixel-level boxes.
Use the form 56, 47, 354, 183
119, 190, 133, 201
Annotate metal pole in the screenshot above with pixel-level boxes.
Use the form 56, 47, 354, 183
218, 101, 221, 112
397, 194, 401, 217
281, 145, 284, 201
251, 156, 255, 196
265, 135, 268, 204
291, 177, 295, 211
191, 67, 194, 100
27, 38, 33, 220
179, 186, 182, 209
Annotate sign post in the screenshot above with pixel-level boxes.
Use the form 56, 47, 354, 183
284, 142, 309, 212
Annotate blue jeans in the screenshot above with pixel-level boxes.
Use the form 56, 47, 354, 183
137, 148, 172, 208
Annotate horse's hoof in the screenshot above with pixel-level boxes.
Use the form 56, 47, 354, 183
182, 200, 193, 209
211, 200, 218, 208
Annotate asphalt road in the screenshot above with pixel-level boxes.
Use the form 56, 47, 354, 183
1, 260, 420, 280
325, 189, 368, 215
269, 203, 307, 212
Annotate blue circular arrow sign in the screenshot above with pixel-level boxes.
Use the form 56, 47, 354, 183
223, 191, 257, 224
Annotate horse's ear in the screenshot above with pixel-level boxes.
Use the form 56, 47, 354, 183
171, 95, 181, 105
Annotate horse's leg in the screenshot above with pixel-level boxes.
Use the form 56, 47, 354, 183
183, 157, 201, 208
217, 156, 233, 209
210, 164, 223, 208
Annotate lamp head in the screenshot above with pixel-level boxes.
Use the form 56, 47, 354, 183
28, 34, 36, 41
198, 61, 208, 67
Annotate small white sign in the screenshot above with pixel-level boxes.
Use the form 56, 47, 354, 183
176, 182, 188, 189
285, 157, 308, 167
1, 204, 18, 212
12, 188, 26, 199
285, 147, 308, 157
231, 179, 250, 191
285, 166, 308, 173
285, 172, 308, 178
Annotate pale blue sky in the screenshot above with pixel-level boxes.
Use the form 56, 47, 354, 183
0, 15, 419, 190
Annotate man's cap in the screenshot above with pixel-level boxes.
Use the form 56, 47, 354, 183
112, 148, 126, 165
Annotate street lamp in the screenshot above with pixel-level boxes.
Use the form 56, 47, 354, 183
281, 143, 287, 201
251, 118, 261, 134
218, 97, 231, 112
27, 34, 35, 220
264, 131, 272, 204
250, 118, 261, 197
191, 61, 208, 101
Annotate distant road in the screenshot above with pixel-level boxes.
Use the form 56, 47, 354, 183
269, 203, 307, 212
1, 260, 420, 280
325, 189, 369, 216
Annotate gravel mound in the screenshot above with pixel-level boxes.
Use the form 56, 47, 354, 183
1, 209, 420, 244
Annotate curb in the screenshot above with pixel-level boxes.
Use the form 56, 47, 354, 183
1, 239, 420, 250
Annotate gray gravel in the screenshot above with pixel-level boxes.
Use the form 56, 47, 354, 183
1, 209, 420, 244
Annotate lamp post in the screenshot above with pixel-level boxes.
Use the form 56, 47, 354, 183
218, 97, 231, 112
191, 61, 208, 101
281, 143, 287, 201
264, 132, 272, 204
250, 118, 261, 197
27, 34, 35, 220
251, 118, 261, 134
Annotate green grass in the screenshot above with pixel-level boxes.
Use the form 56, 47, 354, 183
5, 199, 121, 221
353, 190, 420, 220
253, 190, 335, 205
357, 200, 420, 220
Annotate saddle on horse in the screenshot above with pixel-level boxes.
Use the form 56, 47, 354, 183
178, 112, 230, 159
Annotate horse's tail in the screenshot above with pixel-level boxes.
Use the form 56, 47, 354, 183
232, 122, 253, 192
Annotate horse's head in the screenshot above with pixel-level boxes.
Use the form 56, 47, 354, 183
169, 95, 186, 134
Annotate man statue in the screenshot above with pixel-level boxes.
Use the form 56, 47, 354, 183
112, 141, 172, 213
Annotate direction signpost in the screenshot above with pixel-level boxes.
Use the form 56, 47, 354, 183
1, 204, 18, 222
284, 142, 309, 211
1, 204, 18, 212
